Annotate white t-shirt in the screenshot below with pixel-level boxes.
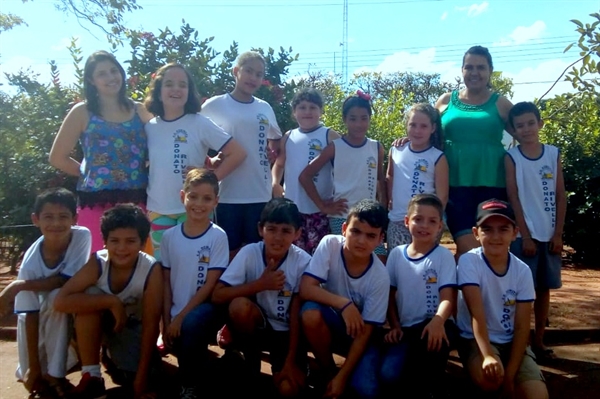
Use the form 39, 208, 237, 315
219, 241, 311, 331
161, 223, 229, 318
284, 126, 334, 214
94, 250, 157, 322
507, 144, 560, 241
303, 235, 389, 325
146, 113, 232, 214
15, 226, 92, 313
456, 247, 535, 344
387, 244, 456, 327
201, 94, 282, 204
331, 137, 380, 218
388, 145, 444, 222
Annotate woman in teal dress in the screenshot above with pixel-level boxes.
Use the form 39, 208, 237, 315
435, 46, 514, 259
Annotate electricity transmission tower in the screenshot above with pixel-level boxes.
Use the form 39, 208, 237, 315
341, 0, 349, 85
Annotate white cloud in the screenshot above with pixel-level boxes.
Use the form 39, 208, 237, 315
456, 2, 489, 17
440, 11, 448, 21
505, 58, 575, 102
50, 37, 78, 51
494, 21, 547, 47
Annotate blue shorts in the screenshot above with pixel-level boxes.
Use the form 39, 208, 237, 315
215, 202, 266, 251
510, 238, 562, 290
446, 186, 507, 239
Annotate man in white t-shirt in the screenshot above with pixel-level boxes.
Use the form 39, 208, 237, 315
299, 199, 389, 399
456, 199, 548, 399
212, 198, 311, 397
0, 188, 91, 397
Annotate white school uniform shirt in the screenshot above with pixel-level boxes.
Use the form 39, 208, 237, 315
161, 223, 229, 318
331, 137, 380, 218
507, 144, 560, 241
456, 247, 535, 344
94, 250, 157, 322
284, 126, 334, 214
388, 145, 444, 222
219, 241, 311, 331
303, 235, 390, 325
201, 94, 282, 204
387, 244, 456, 327
15, 226, 92, 313
146, 113, 232, 215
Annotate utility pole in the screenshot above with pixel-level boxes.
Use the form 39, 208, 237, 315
342, 0, 348, 86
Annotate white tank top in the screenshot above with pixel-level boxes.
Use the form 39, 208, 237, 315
284, 126, 333, 214
95, 250, 156, 321
388, 145, 444, 222
507, 144, 560, 241
332, 137, 380, 218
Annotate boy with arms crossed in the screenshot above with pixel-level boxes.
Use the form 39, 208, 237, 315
457, 199, 548, 399
0, 188, 91, 398
161, 168, 229, 399
212, 198, 311, 397
505, 101, 566, 360
299, 199, 389, 399
381, 194, 457, 397
55, 204, 162, 399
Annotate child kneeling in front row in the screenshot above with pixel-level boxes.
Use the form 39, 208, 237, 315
0, 188, 91, 398
212, 198, 312, 397
299, 199, 390, 399
55, 204, 163, 399
456, 199, 548, 399
380, 194, 457, 398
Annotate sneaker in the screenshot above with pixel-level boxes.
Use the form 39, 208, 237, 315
70, 372, 106, 399
216, 324, 232, 349
179, 385, 198, 399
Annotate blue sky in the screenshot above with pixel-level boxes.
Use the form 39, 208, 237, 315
1, 0, 598, 102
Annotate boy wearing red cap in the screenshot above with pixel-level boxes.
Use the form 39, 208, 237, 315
456, 199, 548, 399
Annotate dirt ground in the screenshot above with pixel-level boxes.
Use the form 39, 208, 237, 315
1, 258, 599, 398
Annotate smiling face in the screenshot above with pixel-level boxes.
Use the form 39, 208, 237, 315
512, 112, 543, 145
233, 58, 265, 97
293, 100, 322, 131
407, 110, 436, 150
342, 216, 383, 259
180, 182, 218, 226
160, 66, 189, 119
404, 204, 443, 245
462, 54, 492, 91
473, 216, 517, 258
105, 227, 143, 268
259, 222, 301, 261
343, 106, 371, 140
32, 203, 76, 243
89, 59, 123, 97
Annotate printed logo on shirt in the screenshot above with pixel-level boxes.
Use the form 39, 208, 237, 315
366, 156, 377, 169
501, 289, 517, 334
257, 113, 270, 179
502, 290, 517, 306
414, 159, 429, 172
276, 282, 294, 322
308, 139, 324, 152
173, 130, 188, 143
539, 165, 554, 179
196, 246, 210, 288
423, 268, 438, 284
172, 129, 188, 179
423, 268, 439, 317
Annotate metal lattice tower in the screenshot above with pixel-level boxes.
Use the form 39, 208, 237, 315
341, 0, 349, 85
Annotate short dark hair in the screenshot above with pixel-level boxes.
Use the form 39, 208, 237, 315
508, 101, 542, 129
406, 194, 444, 219
33, 187, 77, 217
144, 63, 202, 118
342, 95, 372, 119
100, 203, 151, 244
346, 199, 388, 232
462, 45, 493, 70
259, 198, 302, 230
183, 168, 219, 196
292, 87, 324, 109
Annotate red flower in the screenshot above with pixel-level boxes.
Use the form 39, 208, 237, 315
262, 79, 272, 87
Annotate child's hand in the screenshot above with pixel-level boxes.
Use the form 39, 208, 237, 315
109, 299, 127, 333
340, 302, 364, 338
272, 184, 284, 198
0, 280, 22, 318
421, 316, 449, 352
549, 234, 563, 255
482, 354, 504, 385
324, 372, 348, 399
522, 237, 537, 257
274, 362, 305, 397
267, 148, 279, 164
23, 367, 44, 394
166, 314, 184, 341
384, 327, 403, 343
392, 137, 410, 148
321, 198, 348, 216
259, 258, 286, 291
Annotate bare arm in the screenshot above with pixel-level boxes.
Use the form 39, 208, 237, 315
272, 132, 290, 197
434, 93, 452, 114
162, 268, 173, 328
135, 101, 154, 124
504, 302, 532, 383
134, 264, 163, 397
434, 155, 449, 209
299, 143, 343, 214
174, 269, 222, 321
385, 149, 394, 210
551, 158, 567, 254
49, 103, 88, 177
299, 274, 350, 310
25, 313, 41, 378
377, 142, 388, 208
0, 276, 66, 317
496, 96, 515, 137
267, 138, 281, 164
461, 285, 497, 359
212, 260, 284, 305
213, 138, 247, 181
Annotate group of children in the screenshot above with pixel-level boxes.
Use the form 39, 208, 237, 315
0, 48, 565, 399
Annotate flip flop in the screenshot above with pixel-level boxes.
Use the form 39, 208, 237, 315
533, 347, 556, 360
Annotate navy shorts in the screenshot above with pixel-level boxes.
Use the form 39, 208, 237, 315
510, 238, 562, 289
446, 186, 507, 239
215, 202, 266, 251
